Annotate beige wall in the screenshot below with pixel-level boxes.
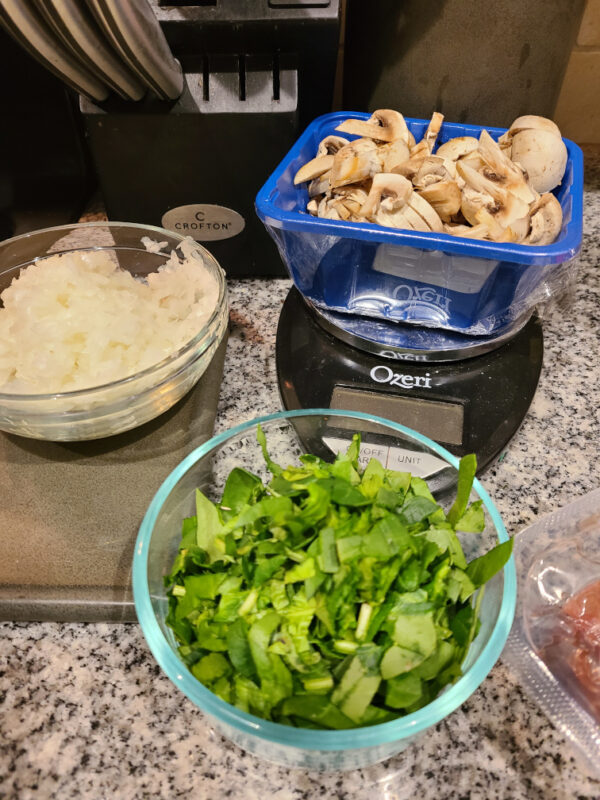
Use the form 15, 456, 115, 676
555, 0, 600, 143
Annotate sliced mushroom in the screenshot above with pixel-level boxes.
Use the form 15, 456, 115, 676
407, 192, 444, 233
294, 154, 334, 185
457, 161, 531, 230
391, 139, 430, 180
306, 198, 319, 216
396, 205, 432, 231
330, 138, 382, 188
423, 111, 444, 153
317, 195, 343, 220
293, 106, 565, 245
336, 109, 410, 143
359, 173, 423, 231
471, 207, 530, 243
460, 184, 496, 227
504, 215, 531, 243
378, 139, 411, 172
412, 156, 452, 189
444, 222, 491, 240
417, 180, 462, 222
293, 131, 349, 187
526, 193, 563, 244
308, 171, 332, 197
316, 135, 350, 156
477, 130, 536, 205
359, 173, 413, 220
457, 149, 487, 175
329, 185, 371, 220
436, 136, 479, 161
377, 205, 426, 231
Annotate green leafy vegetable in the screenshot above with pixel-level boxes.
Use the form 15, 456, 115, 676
164, 429, 513, 730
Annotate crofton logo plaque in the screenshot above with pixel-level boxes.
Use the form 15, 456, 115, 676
161, 204, 245, 241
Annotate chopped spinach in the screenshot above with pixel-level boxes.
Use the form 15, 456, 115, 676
164, 429, 512, 729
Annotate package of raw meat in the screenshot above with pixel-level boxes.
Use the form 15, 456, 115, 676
504, 489, 600, 774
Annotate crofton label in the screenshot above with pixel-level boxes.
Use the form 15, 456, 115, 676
161, 204, 245, 241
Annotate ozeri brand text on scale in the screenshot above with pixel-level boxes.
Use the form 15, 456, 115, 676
276, 288, 543, 488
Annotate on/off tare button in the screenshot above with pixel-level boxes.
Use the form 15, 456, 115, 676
323, 437, 448, 478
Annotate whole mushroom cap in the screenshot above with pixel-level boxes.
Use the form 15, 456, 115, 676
511, 128, 568, 193
508, 115, 562, 138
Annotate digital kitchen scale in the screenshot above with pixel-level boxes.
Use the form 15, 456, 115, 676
276, 287, 543, 476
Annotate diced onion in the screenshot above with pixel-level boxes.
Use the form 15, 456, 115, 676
0, 242, 220, 394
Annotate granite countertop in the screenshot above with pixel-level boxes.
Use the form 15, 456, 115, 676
2, 152, 600, 799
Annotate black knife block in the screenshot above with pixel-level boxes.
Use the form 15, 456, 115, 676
81, 64, 296, 277
80, 2, 341, 278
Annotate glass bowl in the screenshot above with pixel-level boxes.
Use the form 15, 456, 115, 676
133, 409, 516, 771
0, 221, 228, 440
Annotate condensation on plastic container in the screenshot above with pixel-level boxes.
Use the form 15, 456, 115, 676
504, 489, 600, 776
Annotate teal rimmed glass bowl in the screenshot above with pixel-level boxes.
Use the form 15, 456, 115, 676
133, 409, 516, 771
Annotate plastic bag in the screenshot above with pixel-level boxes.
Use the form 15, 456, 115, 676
504, 489, 600, 774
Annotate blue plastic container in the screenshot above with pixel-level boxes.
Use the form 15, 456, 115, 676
255, 112, 584, 335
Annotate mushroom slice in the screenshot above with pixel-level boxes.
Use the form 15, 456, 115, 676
391, 139, 430, 180
330, 185, 370, 219
397, 205, 431, 231
460, 185, 496, 227
436, 136, 479, 161
422, 111, 444, 153
294, 154, 334, 185
316, 135, 350, 156
357, 173, 423, 231
456, 161, 531, 229
308, 171, 332, 197
317, 195, 342, 220
503, 215, 531, 243
406, 192, 444, 233
378, 139, 411, 172
471, 207, 530, 243
417, 180, 462, 222
444, 222, 491, 240
473, 208, 531, 243
328, 199, 352, 220
373, 205, 421, 230
336, 109, 410, 143
331, 138, 382, 188
412, 156, 452, 189
457, 149, 486, 174
477, 130, 536, 205
359, 173, 413, 220
306, 198, 319, 216
526, 193, 563, 245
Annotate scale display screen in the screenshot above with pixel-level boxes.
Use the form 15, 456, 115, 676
330, 385, 464, 446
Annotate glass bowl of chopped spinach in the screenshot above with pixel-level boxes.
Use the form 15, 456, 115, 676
133, 409, 516, 771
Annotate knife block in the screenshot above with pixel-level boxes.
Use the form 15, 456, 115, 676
80, 1, 341, 278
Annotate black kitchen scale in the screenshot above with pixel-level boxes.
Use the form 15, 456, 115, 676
276, 287, 543, 479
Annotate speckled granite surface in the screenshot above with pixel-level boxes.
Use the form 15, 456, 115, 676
1, 153, 600, 799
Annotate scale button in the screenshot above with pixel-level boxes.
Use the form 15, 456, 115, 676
323, 437, 449, 478
386, 447, 449, 478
